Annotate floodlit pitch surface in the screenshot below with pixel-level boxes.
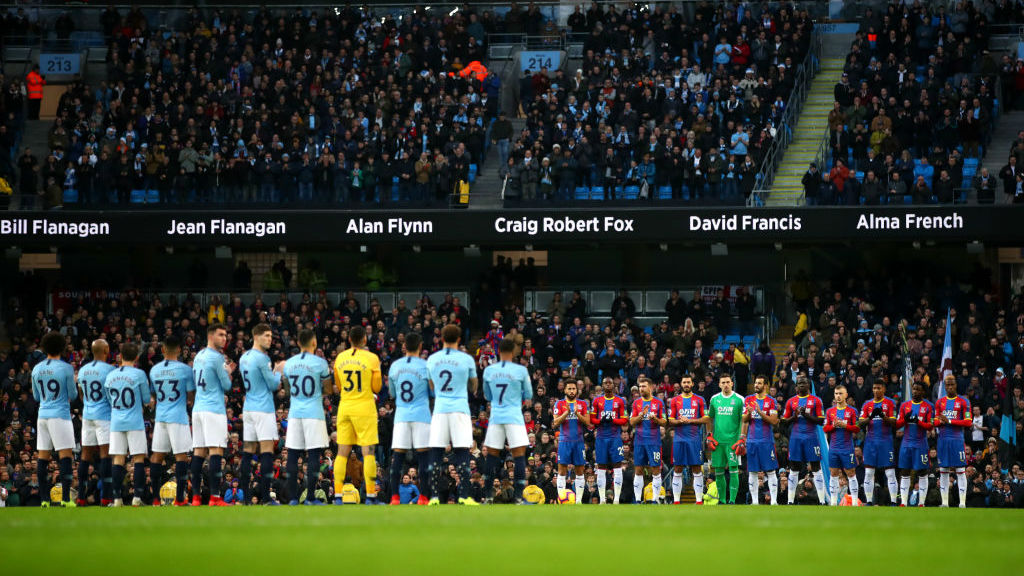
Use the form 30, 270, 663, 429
2, 506, 1022, 574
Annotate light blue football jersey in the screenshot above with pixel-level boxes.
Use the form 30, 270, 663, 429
426, 348, 477, 415
78, 360, 115, 421
192, 347, 233, 414
483, 361, 532, 425
105, 366, 152, 432
240, 348, 281, 414
283, 352, 331, 420
150, 359, 196, 425
388, 356, 432, 423
31, 358, 77, 420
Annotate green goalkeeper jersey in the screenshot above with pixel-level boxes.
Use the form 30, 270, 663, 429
709, 391, 745, 440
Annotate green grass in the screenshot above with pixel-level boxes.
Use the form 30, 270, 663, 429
3, 506, 1023, 574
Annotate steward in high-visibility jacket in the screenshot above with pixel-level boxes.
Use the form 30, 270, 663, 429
26, 65, 45, 119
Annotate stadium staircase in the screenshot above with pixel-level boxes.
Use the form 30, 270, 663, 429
980, 110, 1021, 202
470, 117, 526, 209
765, 58, 846, 206
770, 325, 795, 359
7, 120, 53, 210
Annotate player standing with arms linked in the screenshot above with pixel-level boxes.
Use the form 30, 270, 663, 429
426, 324, 480, 505
190, 323, 236, 506
629, 377, 666, 503
590, 377, 628, 504
333, 325, 383, 505
387, 332, 432, 505
857, 380, 899, 505
780, 376, 827, 505
31, 332, 78, 507
104, 343, 154, 507
283, 329, 333, 505
934, 375, 972, 508
738, 375, 780, 505
149, 335, 196, 506
553, 379, 589, 503
823, 385, 861, 506
482, 336, 533, 503
668, 375, 709, 504
707, 373, 745, 504
239, 324, 285, 504
76, 339, 115, 506
896, 381, 934, 506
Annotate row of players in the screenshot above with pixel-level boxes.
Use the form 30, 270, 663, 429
28, 322, 973, 506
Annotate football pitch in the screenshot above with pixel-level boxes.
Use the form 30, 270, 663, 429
2, 506, 1022, 574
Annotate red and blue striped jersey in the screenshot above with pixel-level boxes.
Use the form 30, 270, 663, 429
860, 397, 897, 441
897, 400, 934, 448
590, 395, 627, 440
743, 395, 778, 443
669, 394, 706, 442
631, 397, 665, 446
783, 394, 824, 438
554, 399, 588, 442
935, 395, 971, 442
824, 406, 860, 452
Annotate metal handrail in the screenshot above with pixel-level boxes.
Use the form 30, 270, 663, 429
749, 26, 823, 206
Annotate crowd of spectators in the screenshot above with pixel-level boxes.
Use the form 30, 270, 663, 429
2, 255, 1023, 506
803, 0, 1024, 205
2, 4, 511, 210
500, 2, 815, 204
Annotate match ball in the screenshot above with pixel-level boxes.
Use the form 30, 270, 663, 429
557, 488, 576, 505
159, 481, 177, 505
522, 484, 545, 504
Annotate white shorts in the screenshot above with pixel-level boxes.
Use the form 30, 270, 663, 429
428, 412, 473, 449
392, 421, 431, 450
37, 418, 75, 452
192, 411, 228, 449
242, 411, 278, 443
152, 422, 192, 454
483, 423, 529, 450
81, 418, 111, 447
285, 418, 329, 451
109, 429, 148, 456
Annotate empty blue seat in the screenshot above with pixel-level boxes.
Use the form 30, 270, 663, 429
963, 158, 979, 168
854, 171, 864, 181
589, 186, 604, 200
657, 185, 672, 200
147, 189, 160, 203
130, 190, 146, 204
574, 186, 589, 200
623, 185, 640, 200
468, 163, 477, 183
63, 189, 78, 203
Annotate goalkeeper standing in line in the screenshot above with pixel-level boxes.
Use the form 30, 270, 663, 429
707, 373, 745, 504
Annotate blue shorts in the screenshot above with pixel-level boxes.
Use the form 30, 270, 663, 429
863, 440, 894, 468
828, 450, 855, 470
672, 438, 703, 467
634, 443, 661, 468
746, 441, 777, 472
937, 437, 966, 468
557, 440, 586, 466
788, 435, 821, 463
898, 444, 929, 471
594, 436, 624, 465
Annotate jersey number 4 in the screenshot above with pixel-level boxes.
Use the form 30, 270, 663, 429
342, 370, 363, 392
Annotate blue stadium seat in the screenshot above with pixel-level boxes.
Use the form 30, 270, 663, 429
574, 186, 589, 200
657, 185, 672, 200
623, 185, 640, 200
146, 189, 160, 203
391, 177, 400, 202
130, 190, 146, 204
62, 189, 78, 203
964, 158, 979, 169
903, 194, 913, 205
468, 163, 477, 183
589, 186, 604, 200
854, 171, 864, 182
